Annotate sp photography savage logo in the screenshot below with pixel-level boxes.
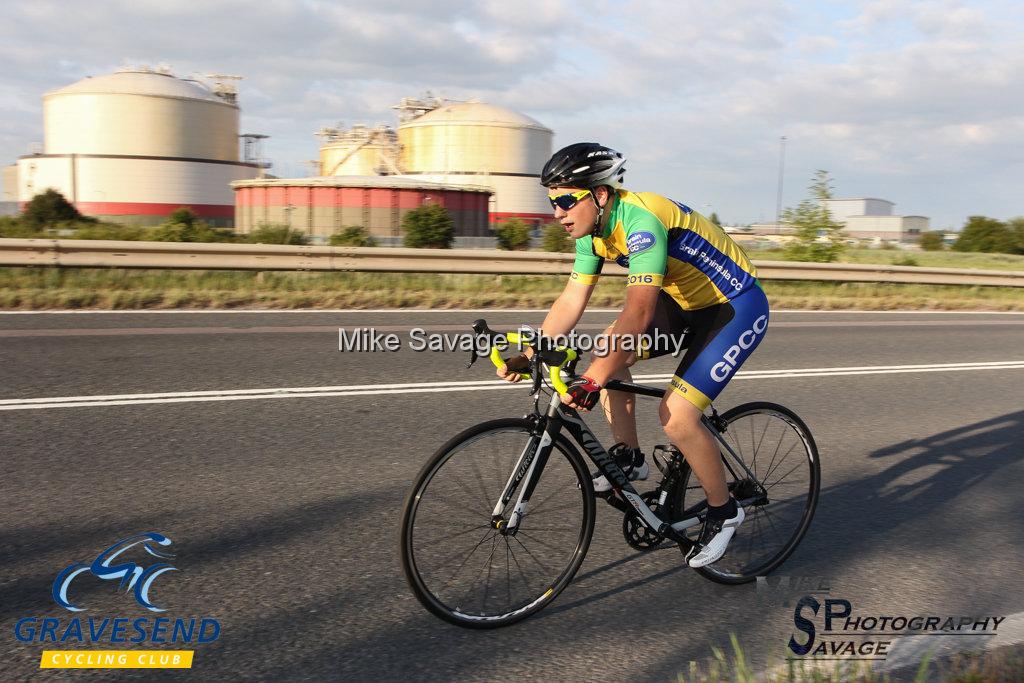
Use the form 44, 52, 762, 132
767, 577, 1007, 663
14, 532, 221, 670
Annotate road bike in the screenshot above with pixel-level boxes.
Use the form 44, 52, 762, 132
400, 320, 820, 628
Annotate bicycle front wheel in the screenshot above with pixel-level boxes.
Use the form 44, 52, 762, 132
672, 402, 820, 584
400, 418, 595, 628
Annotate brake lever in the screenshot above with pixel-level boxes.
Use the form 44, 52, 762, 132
530, 353, 543, 394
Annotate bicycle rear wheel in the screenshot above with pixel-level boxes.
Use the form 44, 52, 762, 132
670, 402, 820, 584
400, 418, 595, 628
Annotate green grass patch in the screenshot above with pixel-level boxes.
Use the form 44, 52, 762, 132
0, 268, 1021, 310
752, 247, 1024, 272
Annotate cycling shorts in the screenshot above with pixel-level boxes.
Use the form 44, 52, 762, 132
637, 283, 770, 410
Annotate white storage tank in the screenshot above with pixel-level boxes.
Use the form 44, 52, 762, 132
319, 125, 399, 176
396, 101, 553, 225
17, 68, 261, 226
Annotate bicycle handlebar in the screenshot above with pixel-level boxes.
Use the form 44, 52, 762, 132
471, 319, 579, 395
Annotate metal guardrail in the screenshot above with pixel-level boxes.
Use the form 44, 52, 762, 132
1, 238, 1022, 287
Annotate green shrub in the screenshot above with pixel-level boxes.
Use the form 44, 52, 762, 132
146, 208, 234, 242
329, 226, 376, 247
244, 223, 309, 245
493, 218, 532, 250
402, 203, 454, 249
893, 255, 919, 266
22, 189, 94, 229
539, 221, 575, 253
919, 231, 945, 251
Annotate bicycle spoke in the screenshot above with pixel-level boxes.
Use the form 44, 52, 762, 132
763, 442, 799, 485
419, 487, 489, 521
415, 523, 492, 547
517, 530, 567, 553
760, 505, 789, 545
437, 529, 498, 594
507, 540, 535, 594
526, 478, 575, 515
511, 535, 554, 575
765, 461, 803, 491
469, 456, 494, 511
460, 534, 500, 612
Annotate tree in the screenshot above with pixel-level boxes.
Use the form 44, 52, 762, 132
329, 226, 376, 247
402, 202, 454, 249
21, 189, 93, 229
539, 221, 575, 253
1008, 217, 1024, 255
493, 218, 532, 250
781, 170, 846, 262
147, 207, 232, 242
709, 212, 721, 227
918, 231, 945, 251
953, 216, 1014, 254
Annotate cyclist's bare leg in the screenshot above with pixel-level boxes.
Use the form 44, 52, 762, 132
594, 322, 640, 448
600, 363, 639, 448
659, 391, 729, 506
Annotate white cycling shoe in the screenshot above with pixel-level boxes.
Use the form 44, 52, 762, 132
592, 460, 650, 493
687, 504, 745, 568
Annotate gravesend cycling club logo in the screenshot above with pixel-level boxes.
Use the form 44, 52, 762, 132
53, 532, 177, 612
13, 532, 222, 670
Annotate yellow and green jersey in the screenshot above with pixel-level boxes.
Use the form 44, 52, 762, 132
570, 190, 759, 310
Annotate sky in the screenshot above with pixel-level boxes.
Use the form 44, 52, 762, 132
1, 0, 1022, 229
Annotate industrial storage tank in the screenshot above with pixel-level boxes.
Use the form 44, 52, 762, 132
16, 68, 262, 226
232, 176, 491, 243
319, 125, 400, 176
396, 101, 553, 225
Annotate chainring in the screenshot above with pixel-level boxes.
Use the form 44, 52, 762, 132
622, 490, 668, 551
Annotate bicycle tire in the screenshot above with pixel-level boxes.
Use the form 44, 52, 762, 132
670, 402, 820, 584
400, 418, 596, 628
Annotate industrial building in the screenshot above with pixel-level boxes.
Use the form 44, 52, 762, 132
232, 176, 491, 241
824, 198, 929, 243
11, 68, 263, 226
314, 96, 553, 226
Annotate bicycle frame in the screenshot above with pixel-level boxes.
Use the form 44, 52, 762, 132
490, 378, 765, 550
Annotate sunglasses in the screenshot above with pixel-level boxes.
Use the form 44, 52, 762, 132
548, 189, 592, 211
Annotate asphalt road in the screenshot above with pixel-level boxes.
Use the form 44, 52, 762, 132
1, 308, 1023, 681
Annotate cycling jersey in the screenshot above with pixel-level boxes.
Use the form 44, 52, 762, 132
570, 190, 759, 310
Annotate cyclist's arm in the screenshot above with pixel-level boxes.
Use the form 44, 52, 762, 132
540, 235, 602, 339
583, 285, 658, 386
581, 212, 668, 386
498, 239, 598, 378
540, 279, 593, 339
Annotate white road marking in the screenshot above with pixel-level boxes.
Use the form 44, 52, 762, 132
2, 361, 1022, 411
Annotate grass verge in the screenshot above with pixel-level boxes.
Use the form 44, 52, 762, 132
748, 248, 1024, 272
0, 268, 1021, 310
680, 635, 1024, 682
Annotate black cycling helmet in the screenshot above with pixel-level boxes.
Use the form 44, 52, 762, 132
540, 142, 626, 189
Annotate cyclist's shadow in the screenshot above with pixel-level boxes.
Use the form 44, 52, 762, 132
809, 409, 1024, 562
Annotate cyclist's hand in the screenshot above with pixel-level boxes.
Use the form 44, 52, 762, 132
497, 353, 530, 383
561, 376, 602, 411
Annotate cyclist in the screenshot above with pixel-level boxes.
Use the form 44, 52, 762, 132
497, 143, 770, 567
